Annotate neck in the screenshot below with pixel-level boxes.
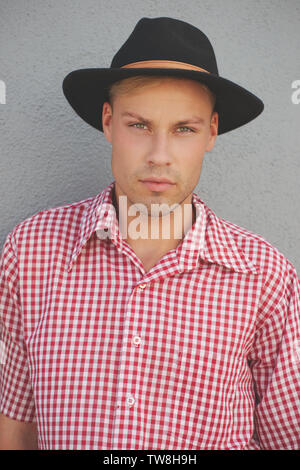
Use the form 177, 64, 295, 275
111, 184, 196, 249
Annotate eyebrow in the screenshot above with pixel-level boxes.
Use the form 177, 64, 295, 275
121, 111, 205, 126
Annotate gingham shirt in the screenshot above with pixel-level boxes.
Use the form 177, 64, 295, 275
0, 180, 299, 450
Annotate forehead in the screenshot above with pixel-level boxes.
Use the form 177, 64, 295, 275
115, 78, 213, 107
127, 76, 209, 93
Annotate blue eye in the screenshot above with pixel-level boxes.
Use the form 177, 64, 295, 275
177, 126, 193, 133
129, 123, 194, 132
130, 123, 147, 129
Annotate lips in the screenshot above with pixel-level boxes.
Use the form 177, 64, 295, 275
140, 179, 175, 192
140, 178, 175, 184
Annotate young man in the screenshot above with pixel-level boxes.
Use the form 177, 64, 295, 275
0, 17, 299, 450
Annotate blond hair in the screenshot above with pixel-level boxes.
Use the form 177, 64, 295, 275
107, 75, 216, 112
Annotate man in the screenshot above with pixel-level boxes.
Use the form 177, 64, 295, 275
0, 17, 299, 450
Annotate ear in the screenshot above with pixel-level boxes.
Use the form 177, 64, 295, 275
102, 101, 113, 143
206, 111, 218, 152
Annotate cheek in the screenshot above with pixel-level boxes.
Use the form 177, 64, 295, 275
178, 140, 206, 165
179, 146, 205, 182
114, 128, 145, 164
113, 126, 147, 163
111, 137, 136, 177
114, 124, 139, 146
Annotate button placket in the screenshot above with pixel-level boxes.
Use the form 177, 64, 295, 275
126, 396, 135, 407
132, 335, 141, 347
112, 281, 147, 446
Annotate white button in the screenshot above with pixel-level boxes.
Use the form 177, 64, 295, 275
139, 284, 146, 289
96, 228, 110, 239
127, 396, 135, 407
132, 335, 141, 346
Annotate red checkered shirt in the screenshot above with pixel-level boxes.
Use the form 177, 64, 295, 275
0, 180, 299, 450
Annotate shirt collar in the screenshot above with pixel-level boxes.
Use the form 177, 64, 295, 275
67, 181, 259, 275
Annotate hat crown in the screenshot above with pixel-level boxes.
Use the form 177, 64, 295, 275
110, 17, 219, 75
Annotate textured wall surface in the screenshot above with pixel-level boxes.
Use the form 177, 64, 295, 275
0, 0, 299, 272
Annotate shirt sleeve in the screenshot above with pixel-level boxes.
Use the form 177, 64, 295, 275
0, 231, 36, 422
247, 261, 300, 449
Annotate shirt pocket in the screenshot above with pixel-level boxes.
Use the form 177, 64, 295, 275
175, 346, 221, 369
173, 345, 235, 395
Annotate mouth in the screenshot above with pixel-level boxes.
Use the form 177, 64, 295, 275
139, 179, 176, 192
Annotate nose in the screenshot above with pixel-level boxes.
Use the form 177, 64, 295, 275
146, 131, 172, 166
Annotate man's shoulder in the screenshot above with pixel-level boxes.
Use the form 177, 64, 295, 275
7, 194, 97, 247
196, 195, 296, 279
216, 212, 297, 278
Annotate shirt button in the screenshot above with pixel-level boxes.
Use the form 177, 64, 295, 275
132, 335, 141, 347
127, 396, 135, 407
139, 283, 146, 289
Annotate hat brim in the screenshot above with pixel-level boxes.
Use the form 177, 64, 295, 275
62, 67, 264, 135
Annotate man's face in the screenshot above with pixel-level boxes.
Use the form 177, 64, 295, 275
102, 78, 218, 215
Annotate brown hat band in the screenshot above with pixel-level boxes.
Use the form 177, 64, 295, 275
121, 59, 210, 74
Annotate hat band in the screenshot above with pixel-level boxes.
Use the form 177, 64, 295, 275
120, 59, 210, 74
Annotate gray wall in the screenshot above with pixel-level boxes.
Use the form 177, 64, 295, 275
0, 0, 299, 272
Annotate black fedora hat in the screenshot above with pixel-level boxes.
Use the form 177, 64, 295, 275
62, 16, 264, 135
